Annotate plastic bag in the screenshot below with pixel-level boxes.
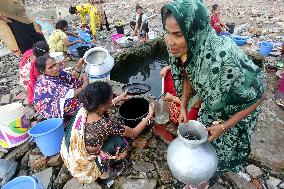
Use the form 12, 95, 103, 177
154, 98, 169, 124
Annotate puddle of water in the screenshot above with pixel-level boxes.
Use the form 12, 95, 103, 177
111, 55, 168, 98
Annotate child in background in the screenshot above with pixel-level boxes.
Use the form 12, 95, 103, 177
133, 5, 149, 40
69, 3, 101, 39
90, 0, 110, 31
210, 4, 228, 33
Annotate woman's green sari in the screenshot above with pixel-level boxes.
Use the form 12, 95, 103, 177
162, 0, 265, 174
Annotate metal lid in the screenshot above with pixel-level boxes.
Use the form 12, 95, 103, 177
122, 83, 151, 95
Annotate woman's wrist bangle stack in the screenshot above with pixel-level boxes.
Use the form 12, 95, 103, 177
221, 124, 226, 132
143, 116, 152, 125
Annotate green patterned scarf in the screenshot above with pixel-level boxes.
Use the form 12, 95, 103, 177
161, 0, 265, 117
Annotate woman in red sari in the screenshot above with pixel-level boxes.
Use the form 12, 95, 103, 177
160, 65, 201, 124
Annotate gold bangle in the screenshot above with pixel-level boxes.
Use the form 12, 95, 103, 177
143, 117, 151, 125
221, 124, 226, 132
112, 99, 115, 107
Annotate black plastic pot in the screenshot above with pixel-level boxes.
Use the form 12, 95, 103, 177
115, 26, 125, 34
119, 98, 149, 128
226, 23, 235, 34
77, 46, 91, 58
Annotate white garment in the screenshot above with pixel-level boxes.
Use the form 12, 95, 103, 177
136, 13, 148, 23
59, 89, 75, 117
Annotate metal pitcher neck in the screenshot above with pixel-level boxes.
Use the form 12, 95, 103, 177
177, 121, 208, 147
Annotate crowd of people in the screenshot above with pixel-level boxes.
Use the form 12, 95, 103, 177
1, 0, 283, 188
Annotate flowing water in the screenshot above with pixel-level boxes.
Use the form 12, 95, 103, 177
111, 55, 168, 97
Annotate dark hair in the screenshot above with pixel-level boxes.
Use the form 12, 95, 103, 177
79, 82, 113, 113
36, 54, 51, 73
212, 4, 219, 12
130, 21, 136, 28
32, 41, 49, 57
161, 7, 172, 29
55, 20, 68, 30
69, 6, 77, 14
136, 5, 143, 11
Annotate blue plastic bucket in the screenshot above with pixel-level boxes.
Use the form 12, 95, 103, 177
68, 33, 94, 57
259, 42, 273, 56
2, 176, 43, 189
28, 118, 64, 156
77, 29, 92, 43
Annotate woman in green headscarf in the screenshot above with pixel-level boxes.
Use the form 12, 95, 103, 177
161, 0, 265, 187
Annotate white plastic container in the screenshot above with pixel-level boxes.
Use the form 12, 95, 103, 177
0, 103, 30, 148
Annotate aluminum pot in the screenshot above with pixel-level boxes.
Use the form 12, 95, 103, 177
167, 120, 218, 185
83, 47, 114, 81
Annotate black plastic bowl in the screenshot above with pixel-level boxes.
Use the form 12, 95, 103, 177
77, 45, 91, 58
119, 98, 149, 128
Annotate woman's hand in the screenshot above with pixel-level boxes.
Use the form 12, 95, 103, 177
112, 91, 132, 105
207, 124, 225, 142
117, 91, 132, 102
178, 106, 188, 124
160, 66, 170, 78
92, 37, 97, 43
76, 58, 85, 70
75, 40, 84, 44
82, 75, 89, 88
72, 59, 86, 78
163, 92, 176, 102
148, 102, 155, 117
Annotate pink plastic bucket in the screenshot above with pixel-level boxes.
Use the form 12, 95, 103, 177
111, 34, 125, 44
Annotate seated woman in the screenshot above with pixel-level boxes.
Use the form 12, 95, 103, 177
19, 41, 49, 97
61, 81, 154, 184
19, 41, 68, 105
160, 65, 201, 124
48, 20, 84, 52
132, 5, 149, 40
34, 54, 89, 119
210, 4, 228, 34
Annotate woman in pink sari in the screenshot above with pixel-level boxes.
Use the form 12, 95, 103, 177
19, 41, 49, 104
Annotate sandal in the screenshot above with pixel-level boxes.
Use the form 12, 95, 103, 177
275, 99, 284, 110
